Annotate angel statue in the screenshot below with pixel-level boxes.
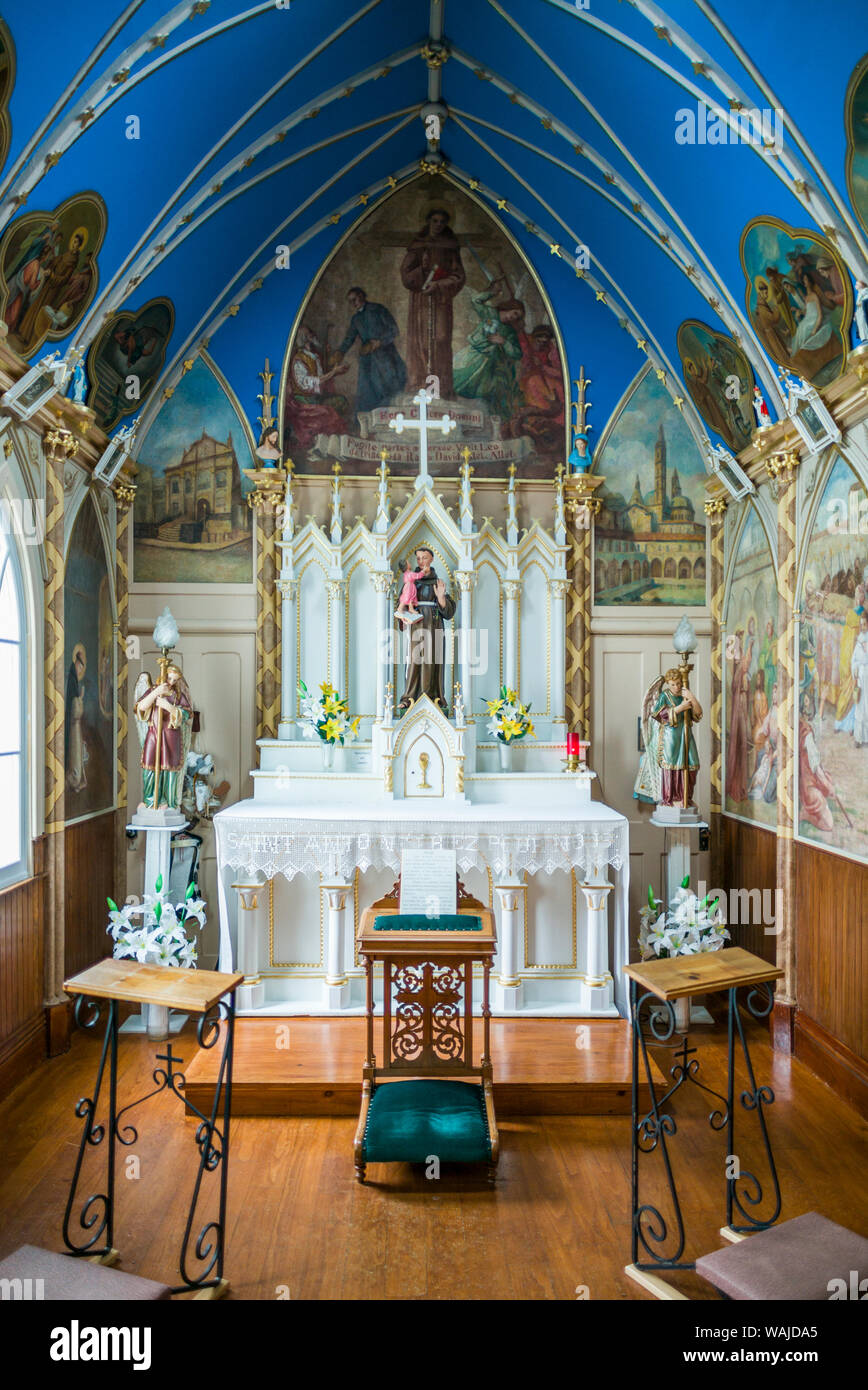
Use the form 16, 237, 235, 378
634, 667, 702, 809
134, 661, 193, 815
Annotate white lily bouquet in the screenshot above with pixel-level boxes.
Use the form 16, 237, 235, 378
297, 678, 361, 745
639, 875, 729, 960
107, 874, 206, 969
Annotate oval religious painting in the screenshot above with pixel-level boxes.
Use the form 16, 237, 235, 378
279, 176, 568, 478
739, 217, 852, 389
0, 191, 107, 358
676, 319, 755, 455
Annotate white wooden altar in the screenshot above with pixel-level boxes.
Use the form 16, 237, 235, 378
213, 395, 629, 1018
215, 792, 629, 1018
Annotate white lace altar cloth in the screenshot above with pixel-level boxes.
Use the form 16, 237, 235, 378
214, 799, 631, 1014
214, 799, 628, 882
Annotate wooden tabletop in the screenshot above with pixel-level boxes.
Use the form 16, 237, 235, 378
64, 958, 244, 1013
624, 947, 783, 1001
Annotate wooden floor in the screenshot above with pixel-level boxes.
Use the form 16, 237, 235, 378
0, 1013, 866, 1300
184, 1017, 663, 1116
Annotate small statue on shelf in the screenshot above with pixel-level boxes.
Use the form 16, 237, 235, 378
255, 425, 282, 468
134, 662, 193, 815
855, 280, 868, 347
634, 668, 702, 809
752, 385, 772, 430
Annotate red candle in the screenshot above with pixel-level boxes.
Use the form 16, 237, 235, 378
566, 732, 581, 758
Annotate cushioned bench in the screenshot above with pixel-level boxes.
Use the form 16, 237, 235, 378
696, 1213, 868, 1300
0, 1245, 172, 1300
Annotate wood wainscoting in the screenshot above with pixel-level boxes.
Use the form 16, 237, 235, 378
795, 839, 868, 1118
0, 838, 46, 1099
720, 816, 778, 964
64, 810, 117, 981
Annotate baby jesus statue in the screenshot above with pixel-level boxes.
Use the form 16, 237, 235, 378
395, 558, 424, 625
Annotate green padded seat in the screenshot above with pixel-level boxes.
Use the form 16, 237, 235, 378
362, 1079, 492, 1164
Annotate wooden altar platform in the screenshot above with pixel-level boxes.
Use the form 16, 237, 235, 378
184, 1017, 663, 1117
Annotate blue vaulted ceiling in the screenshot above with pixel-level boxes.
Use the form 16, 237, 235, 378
0, 0, 865, 451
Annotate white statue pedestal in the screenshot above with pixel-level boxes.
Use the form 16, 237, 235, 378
650, 810, 707, 906
649, 809, 713, 1026
121, 818, 190, 1034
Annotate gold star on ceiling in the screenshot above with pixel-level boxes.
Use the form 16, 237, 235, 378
673, 396, 684, 410
549, 243, 560, 255
541, 117, 553, 132
636, 338, 647, 350
358, 193, 369, 205
575, 267, 585, 278
595, 290, 606, 302
655, 368, 666, 382
469, 178, 479, 190
387, 175, 397, 188
496, 198, 507, 210
329, 213, 341, 224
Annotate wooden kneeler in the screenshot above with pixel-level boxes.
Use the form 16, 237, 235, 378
354, 881, 498, 1184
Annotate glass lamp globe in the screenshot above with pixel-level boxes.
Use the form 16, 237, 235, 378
673, 614, 697, 654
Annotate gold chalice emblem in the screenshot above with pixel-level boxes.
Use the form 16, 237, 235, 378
418, 752, 431, 789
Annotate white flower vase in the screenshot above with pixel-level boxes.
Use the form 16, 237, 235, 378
145, 1003, 170, 1041
498, 740, 513, 771
322, 740, 336, 771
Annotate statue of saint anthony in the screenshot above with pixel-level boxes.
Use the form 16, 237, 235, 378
398, 546, 456, 713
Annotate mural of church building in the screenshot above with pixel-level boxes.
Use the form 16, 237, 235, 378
134, 429, 249, 550
594, 424, 706, 604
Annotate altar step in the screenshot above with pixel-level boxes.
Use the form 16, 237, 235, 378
184, 1017, 663, 1117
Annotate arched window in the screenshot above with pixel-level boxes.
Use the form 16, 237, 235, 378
0, 521, 27, 887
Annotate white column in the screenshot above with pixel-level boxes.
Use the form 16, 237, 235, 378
277, 578, 298, 740
234, 880, 266, 1011
456, 571, 473, 701
327, 578, 347, 697
549, 578, 568, 728
579, 864, 614, 1004
372, 571, 392, 722
493, 882, 524, 1011
323, 880, 351, 1010
503, 579, 520, 693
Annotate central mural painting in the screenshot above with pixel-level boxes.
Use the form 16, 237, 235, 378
279, 180, 568, 478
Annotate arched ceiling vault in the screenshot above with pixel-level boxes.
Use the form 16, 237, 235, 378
1, 0, 865, 453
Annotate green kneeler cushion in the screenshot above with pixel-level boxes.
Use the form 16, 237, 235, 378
373, 914, 482, 931
362, 1080, 492, 1163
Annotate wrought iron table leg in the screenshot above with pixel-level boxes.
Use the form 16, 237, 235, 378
62, 996, 120, 1265
725, 982, 781, 1236
171, 995, 235, 1299
627, 981, 690, 1275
